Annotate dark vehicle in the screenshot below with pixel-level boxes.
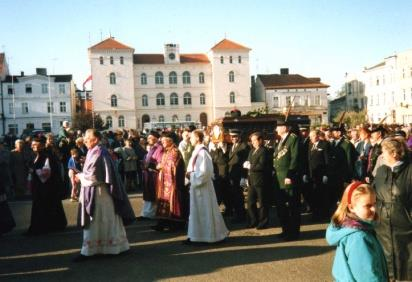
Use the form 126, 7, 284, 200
21, 129, 48, 139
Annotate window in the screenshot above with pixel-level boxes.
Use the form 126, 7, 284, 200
155, 72, 164, 84
60, 102, 66, 113
142, 95, 148, 107
59, 84, 65, 94
229, 71, 235, 82
7, 85, 14, 95
185, 114, 191, 121
199, 72, 205, 84
26, 123, 34, 130
22, 103, 29, 114
25, 84, 32, 94
158, 115, 165, 122
156, 93, 165, 106
295, 96, 300, 106
169, 72, 177, 84
286, 96, 291, 106
111, 95, 117, 107
118, 115, 125, 127
172, 115, 178, 122
229, 56, 233, 64
404, 89, 406, 100
9, 103, 14, 114
141, 73, 147, 85
182, 71, 191, 84
42, 84, 48, 94
109, 73, 116, 85
273, 97, 279, 108
100, 56, 104, 64
238, 56, 242, 64
110, 56, 114, 65
120, 56, 124, 65
220, 56, 224, 64
304, 96, 309, 106
183, 92, 192, 105
42, 123, 51, 132
47, 102, 54, 113
230, 92, 235, 104
8, 124, 18, 135
315, 95, 321, 106
170, 93, 179, 105
200, 93, 206, 105
106, 116, 113, 128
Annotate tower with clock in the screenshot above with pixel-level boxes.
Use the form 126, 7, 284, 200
164, 43, 180, 64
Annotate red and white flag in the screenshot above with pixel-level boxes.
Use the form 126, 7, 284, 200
82, 75, 92, 90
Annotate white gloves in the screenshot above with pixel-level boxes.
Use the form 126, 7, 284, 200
243, 161, 251, 169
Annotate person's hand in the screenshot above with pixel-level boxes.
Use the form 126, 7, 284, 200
284, 178, 292, 185
322, 176, 328, 184
303, 175, 309, 183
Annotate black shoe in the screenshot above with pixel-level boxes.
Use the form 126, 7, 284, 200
72, 254, 90, 263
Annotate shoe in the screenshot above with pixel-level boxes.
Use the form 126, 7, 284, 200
182, 238, 193, 245
72, 254, 90, 263
256, 224, 268, 230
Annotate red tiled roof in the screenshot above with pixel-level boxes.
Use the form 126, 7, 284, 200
89, 37, 133, 50
133, 54, 210, 64
211, 39, 251, 51
258, 74, 329, 89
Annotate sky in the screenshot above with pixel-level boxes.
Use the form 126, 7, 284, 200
1, 0, 412, 96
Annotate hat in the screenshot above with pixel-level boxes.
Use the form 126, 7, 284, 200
148, 130, 160, 139
229, 129, 241, 136
276, 119, 291, 127
370, 125, 387, 135
331, 124, 346, 133
393, 130, 406, 138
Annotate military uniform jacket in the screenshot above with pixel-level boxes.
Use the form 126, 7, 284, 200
227, 142, 249, 180
273, 133, 299, 189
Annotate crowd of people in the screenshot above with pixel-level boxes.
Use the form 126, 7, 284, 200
0, 120, 411, 280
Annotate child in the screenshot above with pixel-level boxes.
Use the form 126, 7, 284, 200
326, 181, 388, 282
68, 148, 82, 202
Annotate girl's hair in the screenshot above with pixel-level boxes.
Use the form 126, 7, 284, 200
331, 182, 377, 226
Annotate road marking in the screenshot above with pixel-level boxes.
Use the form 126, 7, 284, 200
0, 267, 69, 277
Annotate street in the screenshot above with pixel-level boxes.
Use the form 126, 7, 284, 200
0, 194, 334, 281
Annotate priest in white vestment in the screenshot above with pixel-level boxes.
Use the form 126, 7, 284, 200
185, 130, 229, 244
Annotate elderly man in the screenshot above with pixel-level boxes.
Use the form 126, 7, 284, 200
73, 129, 135, 262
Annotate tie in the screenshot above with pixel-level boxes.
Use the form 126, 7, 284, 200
367, 147, 374, 172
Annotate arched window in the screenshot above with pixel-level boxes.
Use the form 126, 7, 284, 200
220, 56, 224, 64
183, 92, 192, 105
155, 71, 164, 84
170, 93, 179, 105
111, 95, 117, 107
120, 56, 124, 64
200, 93, 206, 105
156, 93, 165, 106
118, 115, 125, 127
142, 95, 148, 107
169, 71, 177, 84
185, 114, 191, 122
109, 72, 116, 84
106, 116, 112, 128
199, 72, 205, 84
172, 115, 178, 122
141, 73, 147, 85
110, 56, 114, 65
229, 56, 233, 64
99, 56, 104, 65
230, 92, 235, 104
229, 71, 235, 82
158, 115, 165, 122
182, 71, 191, 84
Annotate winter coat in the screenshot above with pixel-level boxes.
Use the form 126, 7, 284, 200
326, 218, 388, 282
373, 162, 412, 281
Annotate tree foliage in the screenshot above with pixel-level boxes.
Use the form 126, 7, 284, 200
72, 112, 105, 131
333, 110, 367, 128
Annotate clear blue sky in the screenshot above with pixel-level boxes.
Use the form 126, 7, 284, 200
1, 0, 412, 95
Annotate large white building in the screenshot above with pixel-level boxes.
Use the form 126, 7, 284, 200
255, 69, 329, 125
364, 49, 412, 124
1, 68, 75, 135
88, 37, 252, 130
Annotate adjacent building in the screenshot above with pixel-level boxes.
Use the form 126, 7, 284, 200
364, 49, 412, 124
88, 37, 252, 130
255, 68, 329, 125
1, 68, 75, 135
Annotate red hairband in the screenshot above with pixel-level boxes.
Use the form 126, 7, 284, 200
347, 181, 364, 205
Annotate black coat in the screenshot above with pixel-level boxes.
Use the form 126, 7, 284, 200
308, 140, 329, 181
227, 142, 249, 181
210, 146, 228, 178
247, 146, 272, 188
373, 162, 412, 280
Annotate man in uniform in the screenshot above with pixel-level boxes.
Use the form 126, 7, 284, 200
273, 120, 300, 241
366, 125, 386, 183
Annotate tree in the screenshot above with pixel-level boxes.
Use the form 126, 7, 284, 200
333, 110, 367, 128
71, 112, 105, 131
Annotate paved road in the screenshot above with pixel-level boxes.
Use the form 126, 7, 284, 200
0, 194, 335, 281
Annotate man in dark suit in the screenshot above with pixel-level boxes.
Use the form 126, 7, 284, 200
227, 129, 249, 223
273, 120, 300, 241
366, 125, 385, 183
304, 129, 329, 220
244, 132, 272, 229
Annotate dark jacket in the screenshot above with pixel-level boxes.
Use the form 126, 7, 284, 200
328, 138, 357, 182
367, 142, 382, 179
308, 140, 329, 181
273, 132, 299, 189
227, 142, 249, 180
373, 162, 412, 281
210, 146, 229, 178
247, 146, 272, 188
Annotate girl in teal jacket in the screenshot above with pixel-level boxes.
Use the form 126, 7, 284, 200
326, 181, 388, 282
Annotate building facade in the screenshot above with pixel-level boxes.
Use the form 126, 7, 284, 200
255, 69, 329, 125
364, 49, 412, 124
1, 68, 74, 135
88, 37, 252, 131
